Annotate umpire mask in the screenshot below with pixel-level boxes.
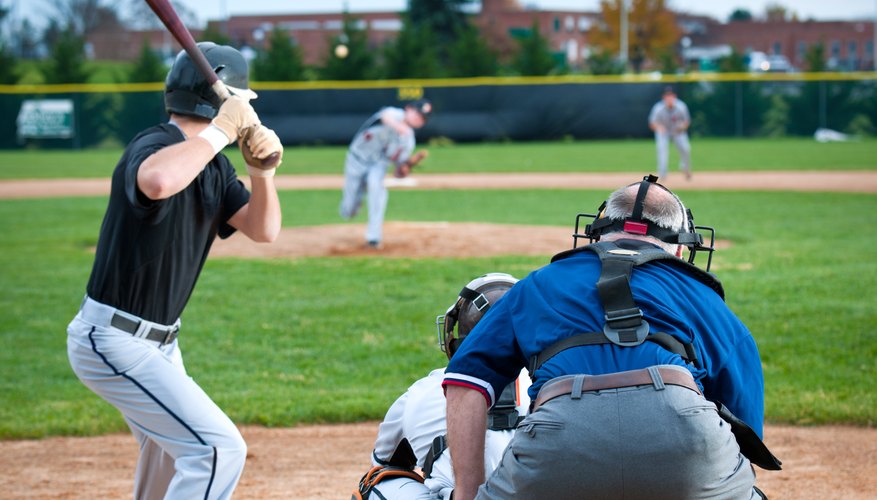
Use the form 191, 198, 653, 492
436, 273, 518, 360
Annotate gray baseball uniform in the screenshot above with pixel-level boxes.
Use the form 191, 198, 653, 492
648, 98, 691, 179
339, 107, 416, 246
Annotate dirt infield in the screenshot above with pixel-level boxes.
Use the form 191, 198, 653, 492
2, 170, 877, 199
2, 171, 875, 498
1, 422, 876, 499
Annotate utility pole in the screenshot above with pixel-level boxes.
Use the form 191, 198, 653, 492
620, 0, 629, 70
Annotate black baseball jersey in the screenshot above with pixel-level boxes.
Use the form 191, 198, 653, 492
86, 123, 250, 324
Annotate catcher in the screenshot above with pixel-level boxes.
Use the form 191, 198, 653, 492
354, 273, 530, 500
339, 99, 431, 249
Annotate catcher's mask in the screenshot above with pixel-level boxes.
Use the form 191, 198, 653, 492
436, 273, 518, 359
164, 42, 257, 120
574, 174, 716, 271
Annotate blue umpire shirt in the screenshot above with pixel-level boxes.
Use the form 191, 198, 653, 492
443, 240, 765, 437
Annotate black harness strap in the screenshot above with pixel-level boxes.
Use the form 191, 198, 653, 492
487, 383, 522, 431
528, 331, 700, 374
421, 434, 447, 478
530, 240, 718, 375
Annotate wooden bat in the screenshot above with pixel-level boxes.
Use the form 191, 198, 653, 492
144, 0, 280, 168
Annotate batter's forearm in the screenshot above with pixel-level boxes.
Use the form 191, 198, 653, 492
238, 177, 281, 242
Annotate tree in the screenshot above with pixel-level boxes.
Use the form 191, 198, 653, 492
587, 48, 625, 75
718, 48, 747, 72
0, 44, 18, 84
446, 24, 498, 77
381, 15, 442, 79
128, 40, 167, 83
46, 0, 124, 37
513, 21, 557, 76
41, 28, 90, 83
728, 8, 753, 22
408, 0, 471, 57
764, 2, 789, 22
200, 23, 232, 46
804, 42, 826, 72
589, 0, 680, 72
251, 27, 305, 81
321, 15, 376, 81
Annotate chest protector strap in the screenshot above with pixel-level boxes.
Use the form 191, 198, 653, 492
487, 382, 523, 431
530, 240, 723, 374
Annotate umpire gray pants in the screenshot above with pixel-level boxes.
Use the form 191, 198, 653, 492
477, 367, 759, 499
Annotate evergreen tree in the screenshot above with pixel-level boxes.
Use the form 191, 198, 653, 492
804, 42, 826, 72
587, 48, 625, 75
200, 23, 232, 46
321, 15, 376, 80
408, 0, 470, 42
128, 41, 167, 83
513, 21, 557, 76
0, 42, 18, 84
446, 24, 497, 77
42, 28, 90, 83
381, 16, 441, 79
252, 27, 305, 81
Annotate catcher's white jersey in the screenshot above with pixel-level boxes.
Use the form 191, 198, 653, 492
371, 368, 530, 499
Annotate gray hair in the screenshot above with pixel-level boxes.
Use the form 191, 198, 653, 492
601, 183, 687, 252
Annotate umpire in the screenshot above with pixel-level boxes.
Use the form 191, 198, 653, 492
444, 176, 779, 499
66, 42, 282, 499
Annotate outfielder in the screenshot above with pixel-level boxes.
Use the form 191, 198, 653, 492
649, 86, 692, 180
66, 42, 283, 499
354, 273, 530, 500
339, 99, 431, 249
444, 176, 780, 499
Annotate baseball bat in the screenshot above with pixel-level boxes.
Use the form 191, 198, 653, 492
144, 0, 280, 168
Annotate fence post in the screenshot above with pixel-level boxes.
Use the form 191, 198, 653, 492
735, 81, 743, 136
818, 79, 827, 129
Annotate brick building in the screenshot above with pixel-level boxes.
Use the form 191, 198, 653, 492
85, 1, 875, 72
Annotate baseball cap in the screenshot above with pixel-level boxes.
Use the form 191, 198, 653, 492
408, 99, 433, 120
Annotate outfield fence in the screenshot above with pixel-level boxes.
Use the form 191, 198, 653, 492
1, 72, 875, 149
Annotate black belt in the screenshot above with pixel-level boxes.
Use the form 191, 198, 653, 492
110, 313, 179, 345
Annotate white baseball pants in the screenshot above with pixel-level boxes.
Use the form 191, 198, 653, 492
655, 131, 691, 179
67, 297, 246, 500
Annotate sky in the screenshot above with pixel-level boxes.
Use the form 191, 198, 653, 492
9, 0, 877, 29
169, 0, 876, 26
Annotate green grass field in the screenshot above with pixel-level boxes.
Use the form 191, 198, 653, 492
1, 137, 875, 179
0, 138, 875, 438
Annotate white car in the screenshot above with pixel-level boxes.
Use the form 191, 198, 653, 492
748, 51, 794, 72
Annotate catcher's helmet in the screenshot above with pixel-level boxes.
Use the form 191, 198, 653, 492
164, 42, 257, 119
436, 273, 518, 359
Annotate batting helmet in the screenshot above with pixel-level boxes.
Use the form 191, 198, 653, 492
435, 273, 518, 359
164, 42, 257, 119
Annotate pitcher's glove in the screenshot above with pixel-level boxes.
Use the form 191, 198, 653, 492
394, 149, 428, 178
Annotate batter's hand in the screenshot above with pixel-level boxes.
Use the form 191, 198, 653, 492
211, 96, 260, 144
394, 149, 428, 178
240, 125, 283, 177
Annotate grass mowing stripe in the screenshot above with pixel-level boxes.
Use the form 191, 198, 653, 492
0, 138, 874, 179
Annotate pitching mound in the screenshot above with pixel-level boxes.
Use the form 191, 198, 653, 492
210, 221, 576, 259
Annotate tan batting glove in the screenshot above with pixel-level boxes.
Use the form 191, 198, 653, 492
240, 125, 283, 178
211, 96, 260, 145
